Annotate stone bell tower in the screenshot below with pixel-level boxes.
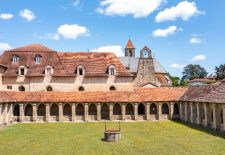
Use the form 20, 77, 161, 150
133, 46, 160, 87
125, 39, 135, 57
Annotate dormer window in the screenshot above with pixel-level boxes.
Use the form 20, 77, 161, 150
108, 65, 116, 76
35, 54, 42, 64
77, 65, 85, 76
45, 66, 53, 76
18, 66, 27, 76
12, 55, 19, 63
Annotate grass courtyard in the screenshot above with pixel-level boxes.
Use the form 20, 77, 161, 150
0, 121, 225, 155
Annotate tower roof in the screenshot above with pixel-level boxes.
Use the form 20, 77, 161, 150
126, 39, 135, 49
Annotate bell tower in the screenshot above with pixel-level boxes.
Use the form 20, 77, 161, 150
125, 39, 135, 57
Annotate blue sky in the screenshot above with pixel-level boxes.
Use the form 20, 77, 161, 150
0, 0, 225, 77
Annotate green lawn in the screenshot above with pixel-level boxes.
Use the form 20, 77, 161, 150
0, 121, 225, 155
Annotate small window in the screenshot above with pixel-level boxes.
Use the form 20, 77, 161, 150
110, 86, 116, 91
78, 86, 85, 91
46, 86, 53, 91
12, 55, 19, 63
35, 55, 42, 64
18, 85, 25, 92
45, 66, 53, 76
108, 65, 116, 76
77, 65, 85, 76
79, 68, 83, 75
18, 66, 26, 76
7, 86, 12, 90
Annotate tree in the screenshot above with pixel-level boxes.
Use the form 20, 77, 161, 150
169, 74, 180, 87
215, 64, 225, 80
182, 64, 208, 81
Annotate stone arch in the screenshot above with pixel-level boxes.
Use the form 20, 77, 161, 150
37, 104, 45, 116
140, 46, 152, 58
18, 85, 25, 92
113, 103, 121, 115
46, 86, 53, 91
50, 104, 59, 116
101, 103, 109, 120
13, 104, 20, 116
63, 104, 72, 116
162, 103, 169, 114
150, 103, 157, 114
76, 104, 84, 116
126, 103, 134, 115
89, 104, 97, 115
24, 104, 33, 116
138, 103, 145, 115
173, 103, 179, 115
110, 86, 116, 91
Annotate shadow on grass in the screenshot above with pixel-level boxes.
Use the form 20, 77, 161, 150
172, 120, 225, 139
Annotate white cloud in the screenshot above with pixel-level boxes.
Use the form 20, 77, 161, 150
189, 37, 202, 44
169, 64, 186, 69
57, 24, 89, 39
152, 26, 180, 37
155, 1, 205, 23
0, 43, 12, 52
19, 9, 36, 21
37, 33, 60, 40
91, 45, 124, 57
72, 0, 80, 6
0, 13, 13, 20
190, 54, 206, 62
96, 0, 164, 18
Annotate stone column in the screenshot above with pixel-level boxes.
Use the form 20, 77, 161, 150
223, 105, 225, 132
157, 103, 162, 120
8, 103, 13, 124
72, 103, 76, 122
84, 103, 89, 121
179, 103, 183, 121
3, 104, 8, 125
97, 103, 101, 121
109, 103, 113, 121
32, 103, 37, 122
196, 103, 200, 125
184, 102, 188, 122
134, 103, 138, 120
203, 103, 208, 127
212, 104, 217, 130
59, 103, 63, 122
19, 103, 24, 123
46, 103, 50, 122
190, 102, 193, 123
146, 103, 150, 120
121, 103, 125, 120
169, 102, 174, 120
0, 104, 2, 126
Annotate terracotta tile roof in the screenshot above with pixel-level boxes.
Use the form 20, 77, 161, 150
0, 87, 187, 103
0, 44, 131, 77
58, 52, 132, 77
0, 92, 14, 103
155, 73, 171, 87
190, 78, 214, 83
126, 39, 135, 49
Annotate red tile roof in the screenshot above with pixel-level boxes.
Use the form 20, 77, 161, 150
126, 39, 135, 49
6, 44, 54, 52
0, 87, 187, 103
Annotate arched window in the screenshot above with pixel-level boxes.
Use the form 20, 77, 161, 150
34, 54, 42, 64
76, 104, 84, 116
138, 103, 145, 115
110, 86, 116, 91
126, 103, 134, 115
18, 85, 25, 92
129, 50, 133, 57
173, 103, 179, 115
78, 86, 85, 92
63, 104, 71, 116
150, 103, 157, 115
77, 65, 85, 76
45, 66, 53, 76
108, 65, 116, 76
50, 104, 59, 116
221, 110, 223, 124
101, 103, 109, 120
18, 66, 26, 76
37, 104, 45, 116
46, 86, 53, 91
13, 104, 20, 116
89, 104, 97, 115
24, 104, 33, 116
113, 103, 121, 115
12, 55, 19, 63
162, 103, 169, 114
